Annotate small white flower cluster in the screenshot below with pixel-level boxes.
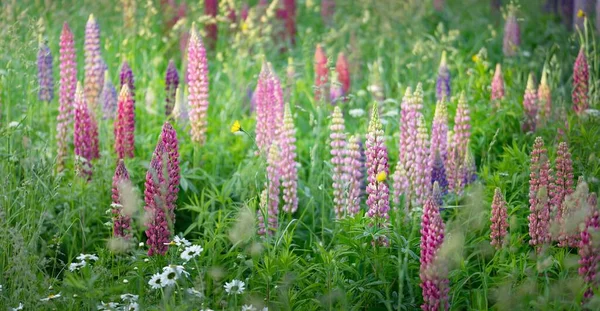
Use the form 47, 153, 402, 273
148, 265, 189, 289
69, 253, 99, 272
96, 293, 139, 311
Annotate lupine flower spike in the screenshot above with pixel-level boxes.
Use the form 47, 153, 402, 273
462, 150, 477, 186
407, 84, 425, 197
398, 87, 414, 171
522, 73, 538, 132
165, 59, 179, 116
314, 44, 329, 102
279, 104, 298, 214
537, 65, 551, 123
413, 114, 431, 206
144, 140, 170, 256
572, 47, 589, 114
551, 142, 574, 221
435, 51, 450, 101
365, 103, 390, 230
112, 160, 132, 238
335, 52, 350, 97
558, 177, 588, 248
490, 188, 508, 249
448, 92, 470, 194
161, 121, 180, 220
431, 151, 448, 200
187, 26, 210, 144
420, 191, 449, 311
84, 14, 102, 108
57, 22, 77, 172
330, 106, 347, 218
579, 192, 599, 300
430, 99, 449, 167
503, 5, 521, 57
100, 70, 117, 119
491, 63, 505, 103
114, 84, 135, 159
37, 41, 54, 102
255, 63, 270, 154
73, 82, 95, 180
257, 144, 281, 236
528, 137, 551, 249
120, 61, 135, 100
345, 135, 363, 216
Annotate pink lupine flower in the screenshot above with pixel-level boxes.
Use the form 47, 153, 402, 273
399, 87, 415, 170
503, 5, 521, 57
187, 27, 210, 144
144, 140, 170, 256
120, 61, 135, 100
165, 59, 179, 116
420, 193, 449, 311
579, 192, 599, 300
314, 44, 329, 102
448, 92, 470, 194
365, 103, 390, 223
84, 14, 103, 108
257, 143, 281, 236
551, 142, 574, 220
100, 70, 118, 119
37, 42, 54, 102
161, 121, 180, 218
412, 114, 430, 206
558, 177, 588, 248
114, 84, 135, 159
490, 188, 508, 249
73, 83, 94, 180
330, 106, 347, 218
112, 159, 132, 238
267, 64, 285, 146
255, 62, 284, 155
430, 99, 449, 168
572, 47, 589, 114
528, 137, 552, 248
522, 73, 538, 132
435, 51, 450, 102
279, 104, 298, 214
537, 66, 552, 123
335, 52, 350, 96
345, 135, 363, 216
57, 22, 77, 172
491, 63, 505, 102
205, 0, 218, 49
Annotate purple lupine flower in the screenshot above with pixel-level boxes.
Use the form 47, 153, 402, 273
73, 82, 94, 180
114, 84, 135, 159
144, 140, 170, 256
420, 192, 449, 311
279, 104, 298, 214
84, 14, 103, 108
579, 192, 599, 300
490, 188, 508, 249
120, 61, 135, 100
491, 63, 505, 103
330, 106, 347, 218
365, 103, 390, 225
558, 177, 588, 248
528, 137, 552, 248
345, 135, 363, 216
413, 114, 430, 206
572, 47, 589, 114
431, 151, 448, 201
503, 5, 521, 57
537, 66, 552, 123
112, 159, 132, 238
100, 70, 117, 119
37, 42, 54, 102
448, 92, 470, 194
165, 59, 179, 116
551, 142, 574, 220
161, 121, 180, 221
57, 22, 77, 172
430, 99, 449, 170
258, 143, 281, 236
187, 26, 210, 144
435, 51, 450, 102
522, 73, 538, 133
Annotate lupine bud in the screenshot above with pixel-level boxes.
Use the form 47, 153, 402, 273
579, 192, 599, 299
490, 188, 508, 249
187, 27, 210, 144
37, 42, 54, 102
365, 103, 390, 224
558, 178, 588, 248
431, 151, 448, 200
267, 64, 285, 145
165, 59, 179, 116
551, 142, 574, 220
435, 51, 450, 102
255, 62, 284, 155
528, 137, 552, 247
258, 143, 281, 236
413, 114, 430, 206
503, 5, 521, 57
537, 66, 552, 122
491, 63, 505, 102
420, 193, 449, 311
330, 106, 347, 218
346, 135, 363, 216
279, 104, 298, 214
572, 47, 589, 114
57, 23, 77, 172
84, 14, 102, 108
120, 61, 135, 99
314, 44, 329, 102
73, 83, 95, 180
114, 84, 135, 159
204, 0, 218, 49
335, 52, 350, 96
112, 159, 132, 238
100, 70, 117, 119
145, 140, 170, 256
522, 73, 538, 132
368, 60, 384, 102
161, 121, 180, 218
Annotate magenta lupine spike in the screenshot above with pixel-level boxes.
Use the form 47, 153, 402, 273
365, 103, 390, 223
112, 159, 132, 238
579, 192, 599, 300
145, 140, 170, 256
258, 144, 281, 236
84, 14, 102, 108
37, 42, 54, 102
491, 63, 505, 103
435, 51, 450, 102
314, 44, 329, 102
73, 82, 94, 180
160, 121, 180, 220
551, 142, 574, 220
420, 193, 449, 311
187, 27, 210, 144
537, 66, 552, 123
100, 70, 117, 119
503, 5, 521, 57
490, 188, 509, 249
572, 47, 589, 114
528, 137, 552, 248
165, 59, 180, 116
448, 92, 470, 194
392, 161, 410, 207
412, 114, 430, 206
114, 84, 135, 159
345, 135, 363, 216
430, 99, 449, 168
558, 178, 588, 248
120, 61, 135, 100
522, 73, 538, 132
330, 106, 347, 218
57, 22, 77, 172
279, 104, 298, 214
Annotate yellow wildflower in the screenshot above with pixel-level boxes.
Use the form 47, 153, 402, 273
577, 9, 585, 18
472, 54, 480, 63
231, 120, 242, 133
376, 171, 387, 182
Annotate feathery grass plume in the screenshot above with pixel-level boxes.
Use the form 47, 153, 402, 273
551, 142, 574, 220
413, 114, 431, 206
112, 160, 132, 238
503, 4, 521, 57
73, 83, 94, 180
365, 103, 390, 225
37, 41, 54, 102
491, 63, 505, 102
314, 44, 329, 102
144, 140, 170, 256
558, 177, 588, 248
436, 51, 450, 101
160, 121, 180, 219
119, 61, 135, 99
430, 99, 449, 166
448, 92, 470, 194
579, 192, 599, 299
420, 192, 449, 311
335, 52, 350, 96
165, 59, 179, 116
490, 188, 508, 249
345, 135, 363, 216
57, 22, 77, 172
187, 26, 210, 144
537, 66, 552, 123
84, 14, 102, 108
392, 161, 410, 207
278, 104, 298, 214
258, 143, 281, 236
100, 70, 117, 119
321, 0, 335, 25
522, 73, 538, 132
205, 0, 218, 49
431, 151, 448, 200
330, 106, 347, 218
114, 84, 135, 159
572, 47, 589, 114
528, 137, 552, 248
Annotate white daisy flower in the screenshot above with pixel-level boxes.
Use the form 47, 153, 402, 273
11, 303, 24, 311
160, 267, 179, 287
97, 301, 120, 310
163, 264, 189, 278
241, 305, 256, 311
77, 254, 99, 262
69, 261, 87, 271
120, 294, 139, 302
186, 288, 203, 298
174, 235, 191, 247
181, 245, 203, 261
40, 292, 61, 302
148, 273, 165, 289
125, 302, 139, 311
224, 279, 246, 295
